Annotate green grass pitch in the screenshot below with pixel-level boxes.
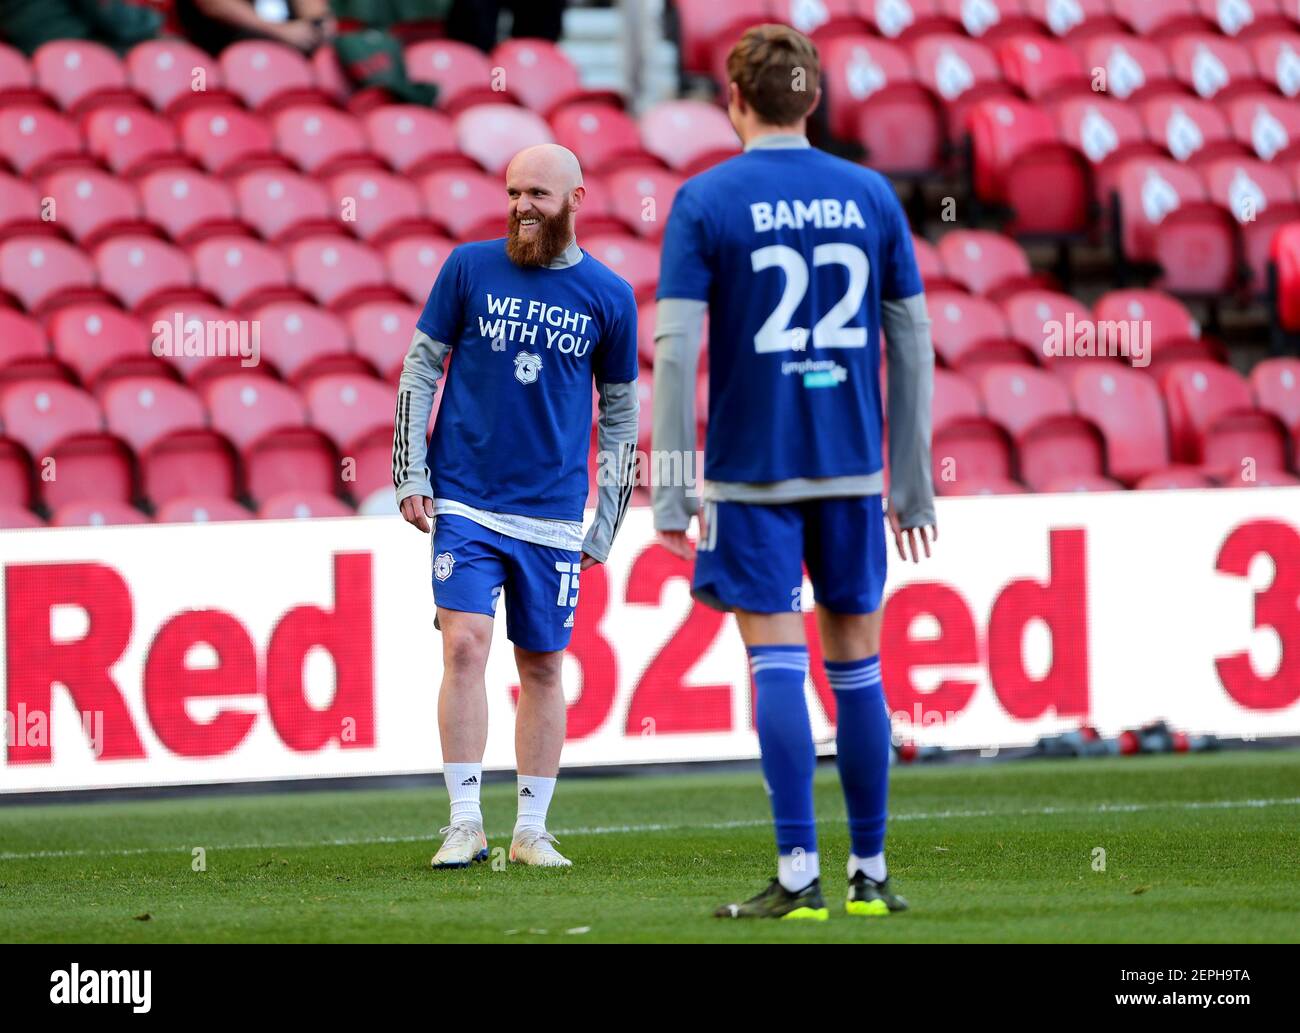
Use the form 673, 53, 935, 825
2, 750, 1298, 943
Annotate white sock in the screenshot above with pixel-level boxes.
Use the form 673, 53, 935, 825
514, 774, 556, 836
778, 851, 820, 893
444, 762, 482, 827
848, 852, 887, 882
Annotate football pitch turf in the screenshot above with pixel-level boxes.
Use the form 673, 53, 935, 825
2, 749, 1298, 943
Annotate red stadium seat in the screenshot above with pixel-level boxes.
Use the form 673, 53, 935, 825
820, 36, 942, 174
100, 376, 236, 505
144, 300, 253, 384
999, 288, 1099, 373
328, 169, 432, 243
32, 40, 138, 115
1111, 157, 1237, 293
40, 169, 152, 247
931, 368, 1014, 490
179, 106, 281, 177
1162, 360, 1288, 470
672, 0, 769, 76
1250, 357, 1300, 429
1225, 467, 1300, 486
1136, 465, 1217, 488
938, 474, 1027, 494
156, 495, 253, 522
384, 235, 454, 304
251, 301, 366, 383
0, 379, 132, 509
1198, 0, 1292, 38
909, 34, 1011, 138
996, 35, 1090, 101
604, 166, 684, 239
51, 500, 149, 526
569, 173, 627, 237
289, 235, 398, 310
1111, 0, 1210, 37
1042, 473, 1124, 491
1092, 288, 1219, 373
258, 491, 354, 519
1140, 96, 1245, 167
48, 304, 168, 388
0, 106, 87, 177
968, 97, 1090, 234
927, 289, 1037, 371
1052, 96, 1159, 202
937, 0, 1040, 40
364, 104, 468, 175
1022, 0, 1124, 40
582, 235, 661, 302
138, 168, 244, 244
0, 172, 51, 240
1225, 95, 1300, 164
977, 363, 1106, 489
84, 106, 185, 177
1271, 222, 1300, 330
1249, 32, 1300, 95
1070, 364, 1171, 481
549, 102, 656, 173
419, 168, 505, 240
455, 103, 556, 175
0, 308, 56, 383
490, 39, 619, 117
1, 236, 102, 314
0, 42, 45, 108
126, 39, 234, 115
640, 101, 741, 175
1203, 157, 1300, 289
404, 39, 499, 115
273, 104, 377, 176
935, 229, 1037, 298
219, 40, 326, 113
0, 503, 43, 528
95, 235, 205, 313
348, 301, 420, 380
203, 375, 338, 503
912, 233, 956, 291
304, 373, 397, 498
233, 168, 337, 243
1168, 34, 1266, 103
0, 427, 33, 508
192, 235, 297, 311
770, 0, 872, 39
1080, 35, 1180, 102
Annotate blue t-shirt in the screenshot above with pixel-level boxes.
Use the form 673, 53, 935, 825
417, 238, 638, 521
657, 145, 922, 484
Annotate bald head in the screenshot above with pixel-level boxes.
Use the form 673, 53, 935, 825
506, 143, 584, 195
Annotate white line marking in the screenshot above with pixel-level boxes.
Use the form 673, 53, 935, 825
1, 796, 1297, 863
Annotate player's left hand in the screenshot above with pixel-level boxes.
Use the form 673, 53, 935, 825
888, 506, 937, 563
580, 552, 601, 571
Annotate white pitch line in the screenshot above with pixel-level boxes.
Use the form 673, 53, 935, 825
1, 796, 1298, 863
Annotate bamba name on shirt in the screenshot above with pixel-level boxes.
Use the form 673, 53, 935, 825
750, 198, 867, 234
477, 293, 594, 356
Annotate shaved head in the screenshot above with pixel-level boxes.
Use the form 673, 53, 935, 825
504, 144, 585, 267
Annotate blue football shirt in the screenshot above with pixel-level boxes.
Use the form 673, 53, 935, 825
657, 145, 922, 484
417, 238, 638, 521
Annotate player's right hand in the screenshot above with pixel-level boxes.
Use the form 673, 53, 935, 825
657, 507, 706, 561
400, 495, 434, 533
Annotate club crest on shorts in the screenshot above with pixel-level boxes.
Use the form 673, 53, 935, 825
513, 351, 542, 384
433, 551, 455, 581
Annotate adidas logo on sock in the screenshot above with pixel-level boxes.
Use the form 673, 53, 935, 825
519, 787, 534, 797
461, 776, 478, 786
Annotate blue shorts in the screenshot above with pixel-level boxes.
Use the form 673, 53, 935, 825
431, 513, 581, 653
693, 495, 888, 615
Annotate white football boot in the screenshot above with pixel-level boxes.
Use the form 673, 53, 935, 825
508, 829, 572, 867
431, 823, 488, 868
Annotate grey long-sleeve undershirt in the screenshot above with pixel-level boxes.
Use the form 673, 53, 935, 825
391, 329, 640, 562
651, 293, 936, 531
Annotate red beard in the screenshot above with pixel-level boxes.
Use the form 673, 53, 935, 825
506, 199, 573, 267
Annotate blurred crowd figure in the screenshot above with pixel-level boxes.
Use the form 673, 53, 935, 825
446, 0, 566, 52
177, 0, 338, 55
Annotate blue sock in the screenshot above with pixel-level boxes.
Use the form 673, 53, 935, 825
749, 645, 816, 860
827, 655, 891, 859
